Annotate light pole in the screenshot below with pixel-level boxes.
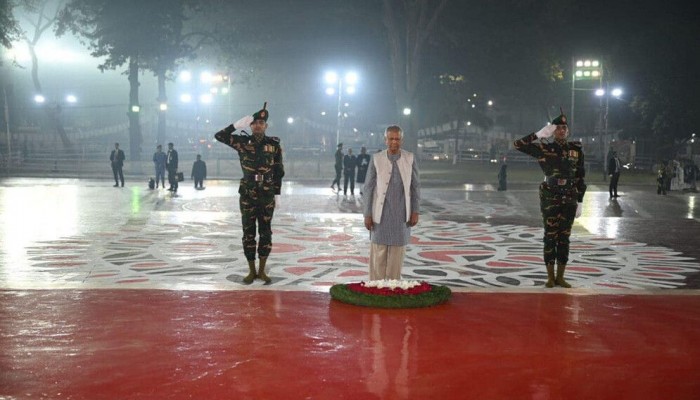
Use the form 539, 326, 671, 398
324, 71, 358, 147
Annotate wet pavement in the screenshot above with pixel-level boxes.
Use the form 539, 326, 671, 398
1, 177, 699, 291
1, 177, 700, 399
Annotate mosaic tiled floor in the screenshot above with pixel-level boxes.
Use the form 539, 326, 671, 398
5, 194, 699, 291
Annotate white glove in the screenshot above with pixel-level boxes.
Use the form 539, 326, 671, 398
535, 124, 556, 139
275, 195, 281, 208
233, 115, 254, 130
575, 203, 582, 218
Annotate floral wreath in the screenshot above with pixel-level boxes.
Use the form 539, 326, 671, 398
330, 279, 452, 308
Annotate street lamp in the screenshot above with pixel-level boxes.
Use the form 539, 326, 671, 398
595, 86, 624, 158
324, 70, 358, 146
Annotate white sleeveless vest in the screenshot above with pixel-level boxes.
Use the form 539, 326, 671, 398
372, 149, 414, 224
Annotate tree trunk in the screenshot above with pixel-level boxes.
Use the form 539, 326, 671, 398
128, 57, 142, 161
382, 0, 449, 152
157, 70, 167, 146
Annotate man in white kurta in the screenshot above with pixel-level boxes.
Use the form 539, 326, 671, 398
362, 125, 421, 280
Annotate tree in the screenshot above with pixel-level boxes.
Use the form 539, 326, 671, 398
0, 0, 21, 50
14, 0, 74, 148
381, 0, 449, 150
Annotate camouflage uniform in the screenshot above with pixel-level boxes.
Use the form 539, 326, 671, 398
214, 121, 284, 262
514, 116, 586, 287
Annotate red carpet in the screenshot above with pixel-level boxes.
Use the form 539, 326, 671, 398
2, 290, 699, 399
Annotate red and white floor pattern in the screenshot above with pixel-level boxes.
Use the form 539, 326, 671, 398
6, 196, 699, 291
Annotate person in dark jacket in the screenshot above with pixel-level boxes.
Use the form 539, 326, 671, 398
166, 142, 179, 193
109, 142, 125, 187
191, 154, 207, 189
355, 146, 371, 195
343, 148, 357, 195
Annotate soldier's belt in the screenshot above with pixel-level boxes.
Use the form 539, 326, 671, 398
243, 173, 272, 182
544, 176, 570, 186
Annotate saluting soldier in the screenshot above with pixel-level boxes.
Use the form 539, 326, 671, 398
514, 111, 586, 288
214, 103, 285, 284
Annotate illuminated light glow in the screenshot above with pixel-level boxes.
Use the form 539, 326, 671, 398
287, 117, 294, 124
325, 87, 335, 96
584, 60, 591, 67
34, 95, 46, 104
199, 94, 213, 104
467, 121, 472, 126
200, 71, 212, 83
131, 187, 140, 214
471, 104, 476, 108
212, 74, 224, 83
343, 112, 348, 118
403, 107, 411, 116
592, 60, 600, 67
345, 72, 358, 85
346, 86, 356, 95
221, 87, 229, 95
591, 70, 600, 77
65, 95, 77, 103
179, 71, 192, 82
575, 70, 583, 77
131, 105, 140, 113
180, 94, 192, 103
612, 88, 623, 97
473, 93, 477, 97
353, 128, 358, 133
344, 102, 350, 107
324, 71, 338, 84
321, 111, 326, 116
576, 60, 584, 67
584, 71, 591, 77
159, 103, 168, 111
596, 89, 605, 97
6, 42, 86, 64
488, 100, 493, 106
210, 87, 219, 94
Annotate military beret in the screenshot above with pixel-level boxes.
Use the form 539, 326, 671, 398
252, 102, 268, 122
337, 143, 343, 147
551, 113, 568, 125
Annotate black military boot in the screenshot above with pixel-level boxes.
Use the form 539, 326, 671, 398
556, 263, 572, 288
243, 260, 256, 284
257, 257, 272, 284
545, 262, 555, 288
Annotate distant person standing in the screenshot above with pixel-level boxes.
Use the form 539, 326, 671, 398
497, 161, 507, 191
191, 154, 207, 189
331, 143, 343, 192
608, 150, 622, 198
362, 125, 421, 280
166, 142, 179, 193
152, 144, 166, 189
356, 146, 371, 195
109, 142, 125, 187
343, 148, 357, 195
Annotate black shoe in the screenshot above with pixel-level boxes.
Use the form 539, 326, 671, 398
113, 184, 119, 187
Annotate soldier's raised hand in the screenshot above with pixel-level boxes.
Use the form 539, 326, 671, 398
575, 202, 583, 218
234, 115, 254, 130
535, 124, 556, 139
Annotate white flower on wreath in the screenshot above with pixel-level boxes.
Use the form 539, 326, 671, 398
363, 279, 423, 290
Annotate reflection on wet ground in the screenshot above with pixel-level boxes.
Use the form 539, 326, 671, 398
1, 178, 699, 290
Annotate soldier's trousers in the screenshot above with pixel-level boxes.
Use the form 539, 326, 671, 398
240, 184, 276, 261
539, 187, 577, 265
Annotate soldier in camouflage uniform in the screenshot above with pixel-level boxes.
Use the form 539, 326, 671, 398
214, 103, 284, 284
514, 112, 586, 288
